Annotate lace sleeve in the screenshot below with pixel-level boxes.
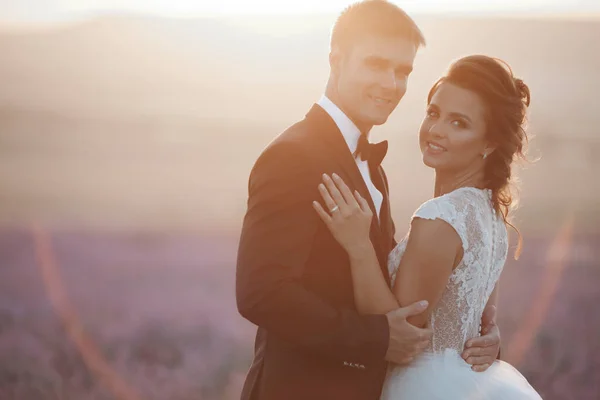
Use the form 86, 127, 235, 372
412, 195, 469, 255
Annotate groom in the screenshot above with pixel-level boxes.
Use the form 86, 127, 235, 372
236, 1, 501, 399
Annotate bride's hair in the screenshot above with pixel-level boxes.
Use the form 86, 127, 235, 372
427, 55, 531, 259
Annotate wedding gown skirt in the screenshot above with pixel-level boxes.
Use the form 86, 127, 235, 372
380, 349, 542, 400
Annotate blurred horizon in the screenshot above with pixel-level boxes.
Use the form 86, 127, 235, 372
1, 0, 600, 31
1, 12, 599, 234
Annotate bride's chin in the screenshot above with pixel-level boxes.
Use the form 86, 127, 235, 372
422, 156, 439, 169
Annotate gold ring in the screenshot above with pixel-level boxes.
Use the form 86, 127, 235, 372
329, 205, 339, 213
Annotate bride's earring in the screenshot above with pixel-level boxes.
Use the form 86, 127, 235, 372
482, 152, 488, 160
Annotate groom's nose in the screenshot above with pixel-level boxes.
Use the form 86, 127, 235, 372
379, 69, 401, 93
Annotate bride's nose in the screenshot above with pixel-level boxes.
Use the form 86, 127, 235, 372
428, 123, 445, 139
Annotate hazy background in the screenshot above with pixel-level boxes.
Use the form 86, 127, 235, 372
0, 1, 599, 399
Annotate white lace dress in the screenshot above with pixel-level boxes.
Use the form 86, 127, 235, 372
381, 187, 542, 400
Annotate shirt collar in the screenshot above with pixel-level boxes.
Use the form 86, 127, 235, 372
317, 95, 362, 154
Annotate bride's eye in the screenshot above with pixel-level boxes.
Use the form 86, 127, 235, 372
451, 119, 467, 129
426, 110, 439, 119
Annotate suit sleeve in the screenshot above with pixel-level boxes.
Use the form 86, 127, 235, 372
236, 141, 389, 365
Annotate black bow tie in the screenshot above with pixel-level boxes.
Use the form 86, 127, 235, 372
354, 134, 388, 167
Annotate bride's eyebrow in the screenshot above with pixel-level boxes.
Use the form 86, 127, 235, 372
448, 112, 472, 123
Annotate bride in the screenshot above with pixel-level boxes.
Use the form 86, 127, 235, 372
312, 55, 543, 399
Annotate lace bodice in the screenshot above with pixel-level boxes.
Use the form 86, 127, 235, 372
388, 187, 508, 353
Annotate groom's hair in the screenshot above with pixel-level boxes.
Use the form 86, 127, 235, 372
330, 0, 425, 53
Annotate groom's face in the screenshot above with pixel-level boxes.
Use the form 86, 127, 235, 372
332, 33, 417, 132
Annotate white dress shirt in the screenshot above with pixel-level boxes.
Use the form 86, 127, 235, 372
317, 95, 383, 218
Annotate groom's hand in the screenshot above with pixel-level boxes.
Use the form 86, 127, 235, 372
462, 305, 501, 372
385, 301, 432, 365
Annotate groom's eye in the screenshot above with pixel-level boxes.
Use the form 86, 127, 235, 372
395, 66, 412, 78
367, 60, 384, 70
364, 57, 386, 70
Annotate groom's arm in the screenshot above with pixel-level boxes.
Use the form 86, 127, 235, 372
236, 140, 389, 366
462, 284, 501, 371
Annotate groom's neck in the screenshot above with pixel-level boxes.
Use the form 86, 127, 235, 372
324, 86, 372, 138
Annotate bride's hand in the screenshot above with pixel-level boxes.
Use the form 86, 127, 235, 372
312, 173, 373, 256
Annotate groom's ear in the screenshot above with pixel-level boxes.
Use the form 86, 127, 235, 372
329, 47, 343, 77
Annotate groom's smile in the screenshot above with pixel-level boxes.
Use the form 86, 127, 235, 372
370, 95, 393, 106
330, 32, 418, 133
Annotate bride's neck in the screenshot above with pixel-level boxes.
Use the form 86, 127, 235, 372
434, 168, 485, 197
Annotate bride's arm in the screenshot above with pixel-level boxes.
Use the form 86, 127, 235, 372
313, 174, 461, 325
346, 242, 400, 315
391, 217, 462, 328
312, 174, 398, 315
343, 218, 462, 326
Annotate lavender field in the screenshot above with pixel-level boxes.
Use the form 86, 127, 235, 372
0, 223, 598, 400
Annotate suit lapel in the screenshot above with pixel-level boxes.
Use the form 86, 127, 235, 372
372, 165, 395, 258
305, 105, 390, 284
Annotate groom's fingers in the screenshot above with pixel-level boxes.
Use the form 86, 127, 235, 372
481, 305, 497, 326
466, 330, 499, 349
466, 324, 499, 349
398, 300, 429, 319
465, 355, 491, 366
472, 363, 491, 372
462, 339, 499, 365
464, 338, 498, 368
415, 340, 430, 353
467, 337, 494, 348
399, 356, 414, 365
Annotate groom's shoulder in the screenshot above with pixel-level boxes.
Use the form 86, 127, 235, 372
273, 117, 313, 147
257, 118, 314, 163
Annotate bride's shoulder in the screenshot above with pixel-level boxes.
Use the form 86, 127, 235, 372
413, 187, 490, 220
410, 188, 492, 246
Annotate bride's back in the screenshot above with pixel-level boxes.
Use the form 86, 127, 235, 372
388, 187, 508, 353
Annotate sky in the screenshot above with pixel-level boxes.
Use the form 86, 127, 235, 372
0, 0, 599, 26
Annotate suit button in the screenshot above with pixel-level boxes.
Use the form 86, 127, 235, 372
343, 361, 349, 366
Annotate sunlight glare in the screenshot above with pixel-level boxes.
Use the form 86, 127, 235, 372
120, 0, 556, 17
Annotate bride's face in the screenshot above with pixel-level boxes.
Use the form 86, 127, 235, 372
419, 82, 491, 174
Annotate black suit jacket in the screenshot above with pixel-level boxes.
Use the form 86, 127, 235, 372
236, 105, 398, 400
